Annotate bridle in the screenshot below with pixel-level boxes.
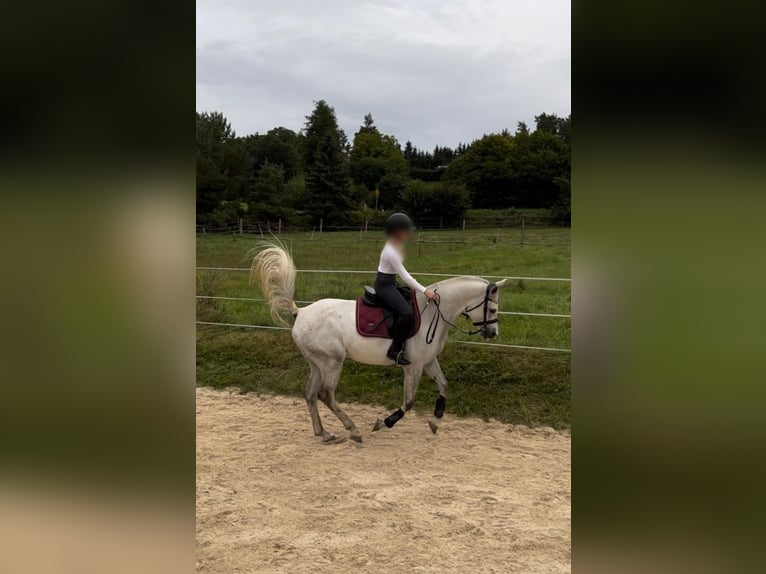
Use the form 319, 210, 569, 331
423, 282, 498, 344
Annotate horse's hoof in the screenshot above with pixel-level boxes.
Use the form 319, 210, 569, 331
372, 419, 384, 432
428, 420, 439, 434
321, 433, 345, 444
350, 433, 363, 443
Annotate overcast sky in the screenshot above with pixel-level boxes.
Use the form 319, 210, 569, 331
197, 0, 570, 149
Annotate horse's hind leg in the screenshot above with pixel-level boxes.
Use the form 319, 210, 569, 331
305, 364, 325, 437
305, 363, 340, 443
319, 389, 362, 444
318, 361, 362, 443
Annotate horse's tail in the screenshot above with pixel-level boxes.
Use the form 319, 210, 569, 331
249, 241, 299, 328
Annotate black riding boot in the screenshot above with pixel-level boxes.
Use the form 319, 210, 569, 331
387, 314, 413, 366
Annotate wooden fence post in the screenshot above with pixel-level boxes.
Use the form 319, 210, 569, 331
521, 217, 525, 245
278, 218, 282, 235
239, 218, 243, 235
417, 229, 422, 257
319, 219, 323, 234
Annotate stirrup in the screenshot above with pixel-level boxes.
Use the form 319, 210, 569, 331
387, 350, 411, 366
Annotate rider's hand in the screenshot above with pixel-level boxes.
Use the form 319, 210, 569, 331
424, 289, 437, 301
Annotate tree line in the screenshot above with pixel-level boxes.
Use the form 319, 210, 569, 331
196, 100, 571, 229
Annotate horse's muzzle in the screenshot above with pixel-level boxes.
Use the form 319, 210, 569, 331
483, 327, 499, 340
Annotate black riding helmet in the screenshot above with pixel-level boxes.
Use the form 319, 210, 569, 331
384, 212, 415, 235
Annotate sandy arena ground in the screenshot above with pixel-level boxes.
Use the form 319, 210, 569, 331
196, 387, 571, 573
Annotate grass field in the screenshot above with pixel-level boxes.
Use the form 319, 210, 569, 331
196, 229, 571, 428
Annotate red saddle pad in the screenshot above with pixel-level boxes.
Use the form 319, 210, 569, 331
355, 292, 422, 339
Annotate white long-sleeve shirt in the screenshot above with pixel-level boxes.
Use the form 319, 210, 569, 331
377, 242, 427, 293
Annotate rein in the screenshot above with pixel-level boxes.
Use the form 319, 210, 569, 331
422, 282, 498, 344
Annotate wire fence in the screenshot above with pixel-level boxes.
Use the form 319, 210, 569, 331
196, 295, 571, 318
196, 266, 571, 283
196, 215, 564, 232
197, 266, 571, 353
196, 216, 570, 245
195, 320, 571, 353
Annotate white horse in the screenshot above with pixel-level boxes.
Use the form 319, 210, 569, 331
250, 242, 508, 443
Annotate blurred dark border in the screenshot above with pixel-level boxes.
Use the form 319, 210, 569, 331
1, 0, 194, 571
574, 1, 766, 571
1, 1, 192, 166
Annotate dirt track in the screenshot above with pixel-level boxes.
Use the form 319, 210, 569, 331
196, 387, 570, 573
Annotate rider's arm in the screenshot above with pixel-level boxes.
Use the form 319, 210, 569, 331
388, 250, 427, 293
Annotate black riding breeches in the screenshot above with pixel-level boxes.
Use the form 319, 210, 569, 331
374, 272, 414, 353
374, 273, 412, 315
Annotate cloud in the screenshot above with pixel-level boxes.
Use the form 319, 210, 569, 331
197, 0, 570, 148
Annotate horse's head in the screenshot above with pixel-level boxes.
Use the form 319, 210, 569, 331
461, 278, 508, 340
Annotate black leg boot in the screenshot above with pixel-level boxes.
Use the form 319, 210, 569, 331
386, 343, 410, 366
386, 315, 413, 366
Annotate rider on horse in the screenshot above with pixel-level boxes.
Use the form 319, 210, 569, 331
250, 230, 507, 441
375, 213, 438, 366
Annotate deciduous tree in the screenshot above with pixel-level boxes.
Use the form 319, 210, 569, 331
349, 114, 409, 192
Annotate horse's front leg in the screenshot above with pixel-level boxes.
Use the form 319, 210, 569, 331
372, 365, 423, 431
424, 358, 448, 434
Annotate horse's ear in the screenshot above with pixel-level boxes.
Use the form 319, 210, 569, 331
495, 278, 508, 288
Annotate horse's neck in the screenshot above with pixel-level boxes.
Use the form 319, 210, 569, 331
429, 276, 487, 321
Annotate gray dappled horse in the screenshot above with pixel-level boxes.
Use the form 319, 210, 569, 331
250, 242, 507, 443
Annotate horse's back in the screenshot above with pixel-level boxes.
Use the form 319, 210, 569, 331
292, 298, 390, 364
294, 298, 355, 324
292, 298, 355, 352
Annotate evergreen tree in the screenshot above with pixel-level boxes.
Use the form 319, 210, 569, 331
249, 161, 290, 221
534, 113, 560, 135
222, 136, 253, 203
403, 141, 414, 160
302, 100, 351, 225
360, 113, 378, 134
196, 111, 235, 219
558, 115, 571, 145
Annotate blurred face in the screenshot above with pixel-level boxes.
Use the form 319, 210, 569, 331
389, 228, 412, 242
